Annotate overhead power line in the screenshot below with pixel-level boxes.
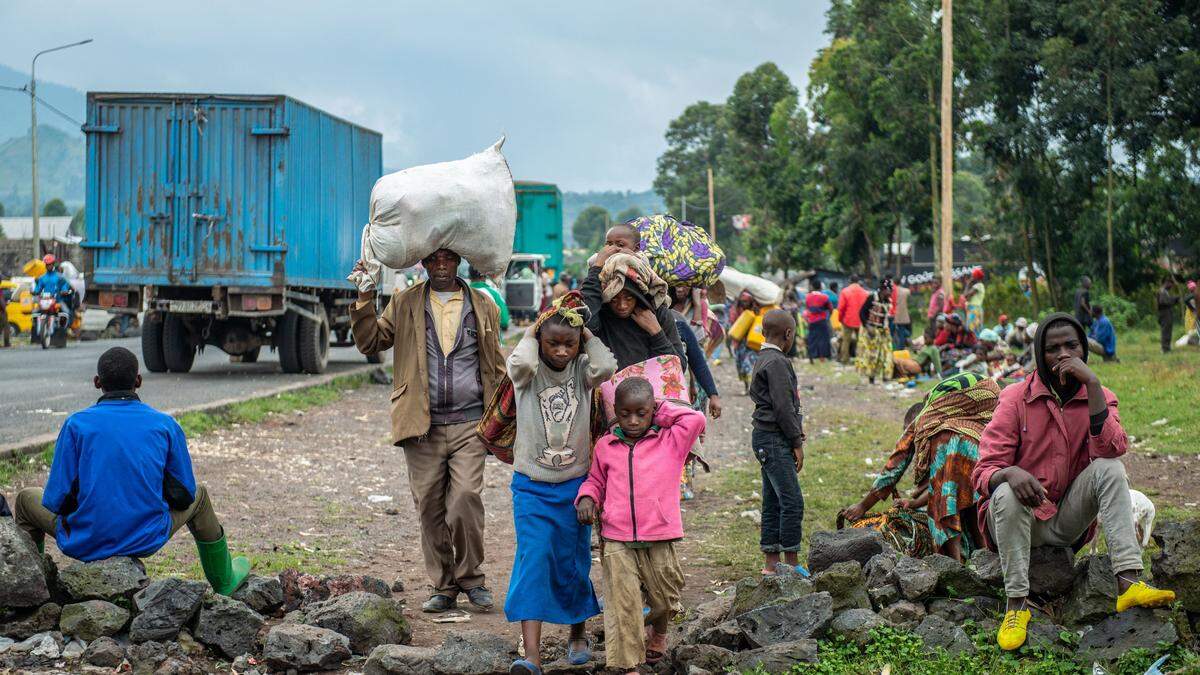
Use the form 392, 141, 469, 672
0, 84, 85, 128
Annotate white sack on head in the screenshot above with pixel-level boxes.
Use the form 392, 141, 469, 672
351, 138, 517, 290
719, 266, 782, 305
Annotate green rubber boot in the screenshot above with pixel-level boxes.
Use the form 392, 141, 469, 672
196, 533, 251, 596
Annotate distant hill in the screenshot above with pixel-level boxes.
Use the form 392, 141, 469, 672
0, 125, 85, 216
561, 189, 665, 246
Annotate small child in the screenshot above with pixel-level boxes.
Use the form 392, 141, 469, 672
505, 293, 617, 675
576, 378, 706, 675
748, 309, 807, 576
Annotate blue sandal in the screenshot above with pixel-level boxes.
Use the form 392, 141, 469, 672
567, 637, 592, 665
509, 659, 542, 675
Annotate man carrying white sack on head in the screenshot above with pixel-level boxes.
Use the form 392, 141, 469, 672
350, 250, 505, 613
347, 140, 513, 614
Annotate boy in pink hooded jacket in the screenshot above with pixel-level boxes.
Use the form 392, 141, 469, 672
576, 378, 705, 674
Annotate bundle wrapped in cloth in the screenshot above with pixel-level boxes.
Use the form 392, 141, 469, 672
627, 214, 726, 288
349, 138, 516, 292
719, 266, 782, 306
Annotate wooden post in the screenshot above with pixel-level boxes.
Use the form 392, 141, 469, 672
706, 165, 716, 241
939, 0, 954, 297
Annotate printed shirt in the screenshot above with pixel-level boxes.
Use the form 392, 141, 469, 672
506, 334, 617, 483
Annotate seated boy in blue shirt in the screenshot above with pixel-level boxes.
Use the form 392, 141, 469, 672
13, 347, 250, 595
1087, 304, 1119, 362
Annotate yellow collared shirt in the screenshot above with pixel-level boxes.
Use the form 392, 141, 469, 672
428, 290, 464, 355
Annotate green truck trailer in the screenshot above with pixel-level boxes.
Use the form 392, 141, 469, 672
513, 181, 563, 273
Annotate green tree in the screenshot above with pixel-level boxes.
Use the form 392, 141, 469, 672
42, 198, 68, 217
0, 201, 6, 217
614, 206, 642, 224
653, 101, 749, 258
572, 205, 610, 251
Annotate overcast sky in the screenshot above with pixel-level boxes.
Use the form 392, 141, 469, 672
0, 1, 830, 191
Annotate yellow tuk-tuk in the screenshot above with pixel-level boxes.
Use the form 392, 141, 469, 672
3, 279, 35, 336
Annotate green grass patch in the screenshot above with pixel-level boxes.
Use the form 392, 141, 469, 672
694, 402, 902, 581
176, 373, 370, 438
142, 538, 348, 580
1087, 329, 1200, 455
732, 625, 1200, 675
0, 443, 54, 486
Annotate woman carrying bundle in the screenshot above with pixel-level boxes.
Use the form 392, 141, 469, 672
840, 372, 1001, 561
581, 239, 687, 371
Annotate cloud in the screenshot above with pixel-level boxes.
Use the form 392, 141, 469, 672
0, 0, 829, 190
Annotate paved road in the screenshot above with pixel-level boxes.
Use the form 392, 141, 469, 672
0, 337, 385, 447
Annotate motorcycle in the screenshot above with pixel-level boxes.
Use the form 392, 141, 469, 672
32, 292, 71, 349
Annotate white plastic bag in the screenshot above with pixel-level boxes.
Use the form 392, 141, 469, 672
719, 266, 782, 306
351, 138, 516, 290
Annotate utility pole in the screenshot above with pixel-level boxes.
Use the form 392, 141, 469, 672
29, 39, 93, 259
939, 0, 954, 297
706, 166, 716, 240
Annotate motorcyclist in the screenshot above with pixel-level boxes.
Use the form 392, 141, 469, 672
32, 254, 74, 340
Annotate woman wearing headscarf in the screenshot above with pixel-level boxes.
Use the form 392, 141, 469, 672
855, 279, 893, 384
580, 246, 687, 371
840, 372, 1001, 561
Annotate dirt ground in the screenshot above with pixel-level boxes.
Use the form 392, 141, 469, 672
10, 354, 1191, 651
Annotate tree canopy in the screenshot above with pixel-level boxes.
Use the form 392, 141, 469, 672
653, 0, 1200, 294
572, 205, 610, 251
41, 198, 68, 217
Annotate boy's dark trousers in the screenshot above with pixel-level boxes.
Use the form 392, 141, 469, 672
752, 428, 804, 553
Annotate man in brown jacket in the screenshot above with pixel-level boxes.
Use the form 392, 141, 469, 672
351, 248, 505, 613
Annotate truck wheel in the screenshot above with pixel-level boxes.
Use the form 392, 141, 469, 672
142, 313, 168, 372
298, 306, 330, 374
277, 310, 303, 374
162, 314, 196, 373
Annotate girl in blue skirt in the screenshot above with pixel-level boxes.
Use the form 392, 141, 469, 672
504, 292, 617, 675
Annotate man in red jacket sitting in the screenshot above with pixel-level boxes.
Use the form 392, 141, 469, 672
972, 314, 1174, 651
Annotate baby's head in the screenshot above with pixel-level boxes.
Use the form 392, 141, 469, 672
605, 223, 641, 253
761, 309, 797, 352
614, 377, 656, 439
537, 313, 583, 371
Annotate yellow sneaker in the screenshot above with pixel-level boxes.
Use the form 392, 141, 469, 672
1116, 581, 1175, 612
997, 609, 1030, 651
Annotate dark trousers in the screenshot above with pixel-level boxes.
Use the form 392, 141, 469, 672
891, 322, 911, 350
752, 428, 804, 553
1159, 314, 1174, 353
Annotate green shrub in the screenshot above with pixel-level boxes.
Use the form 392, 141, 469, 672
1093, 292, 1139, 330
984, 275, 1041, 324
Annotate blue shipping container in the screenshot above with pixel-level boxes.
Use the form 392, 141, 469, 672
83, 93, 382, 289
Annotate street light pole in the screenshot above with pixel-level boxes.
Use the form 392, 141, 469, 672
30, 38, 93, 259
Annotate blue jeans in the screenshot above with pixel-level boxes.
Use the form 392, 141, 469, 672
752, 428, 804, 553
